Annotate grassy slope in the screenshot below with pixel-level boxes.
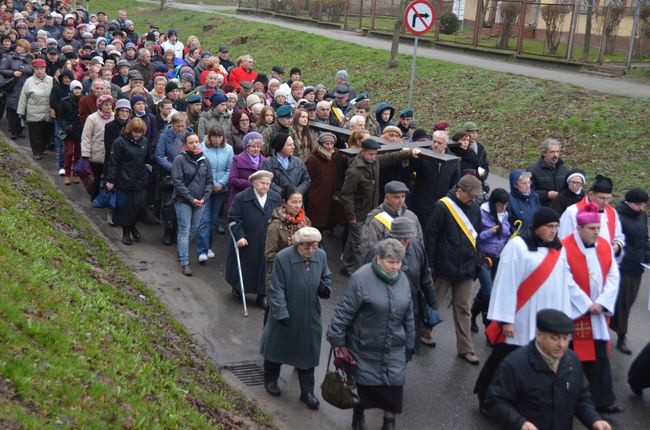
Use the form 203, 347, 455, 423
120, 0, 649, 194
0, 141, 272, 428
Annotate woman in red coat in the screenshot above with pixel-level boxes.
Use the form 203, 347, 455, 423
304, 132, 346, 231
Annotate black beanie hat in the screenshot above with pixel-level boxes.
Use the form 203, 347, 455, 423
532, 207, 560, 231
625, 188, 649, 203
590, 174, 613, 194
271, 132, 289, 154
411, 128, 429, 141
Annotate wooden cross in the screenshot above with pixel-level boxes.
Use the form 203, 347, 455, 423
309, 121, 459, 163
574, 319, 592, 338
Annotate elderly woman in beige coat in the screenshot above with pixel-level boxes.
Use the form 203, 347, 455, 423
81, 94, 114, 199
17, 58, 53, 159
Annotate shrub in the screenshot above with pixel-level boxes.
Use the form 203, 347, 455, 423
440, 11, 460, 35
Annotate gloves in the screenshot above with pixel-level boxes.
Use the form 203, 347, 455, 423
406, 348, 415, 362
317, 284, 330, 299
277, 318, 289, 327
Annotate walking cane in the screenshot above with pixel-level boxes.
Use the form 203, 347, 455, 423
510, 219, 523, 239
228, 222, 248, 317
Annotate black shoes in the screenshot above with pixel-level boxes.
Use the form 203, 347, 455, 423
596, 404, 624, 414
351, 410, 367, 430
182, 265, 193, 277
122, 229, 132, 245
162, 223, 174, 246
300, 392, 320, 409
630, 383, 643, 397
264, 380, 281, 397
616, 337, 632, 355
130, 226, 141, 241
381, 417, 395, 430
339, 267, 352, 278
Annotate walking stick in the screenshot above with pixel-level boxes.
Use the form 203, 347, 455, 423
510, 220, 523, 239
228, 223, 248, 317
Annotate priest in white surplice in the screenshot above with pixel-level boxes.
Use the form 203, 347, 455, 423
563, 202, 623, 414
474, 207, 592, 409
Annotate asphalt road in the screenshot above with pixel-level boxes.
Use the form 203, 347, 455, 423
138, 0, 650, 98
6, 131, 649, 429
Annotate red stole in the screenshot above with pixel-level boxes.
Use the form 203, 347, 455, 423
562, 234, 612, 362
485, 248, 561, 345
576, 197, 616, 242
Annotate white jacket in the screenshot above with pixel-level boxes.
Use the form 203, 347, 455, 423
17, 75, 53, 123
81, 111, 114, 164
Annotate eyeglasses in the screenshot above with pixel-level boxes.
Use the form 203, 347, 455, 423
239, 118, 250, 123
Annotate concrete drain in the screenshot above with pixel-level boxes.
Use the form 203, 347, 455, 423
222, 361, 265, 386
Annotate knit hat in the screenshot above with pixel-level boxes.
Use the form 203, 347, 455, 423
209, 92, 227, 106
165, 81, 179, 94
268, 78, 280, 88
271, 132, 290, 153
577, 202, 601, 226
590, 175, 613, 194
115, 99, 132, 111
96, 94, 113, 107
243, 131, 264, 148
388, 217, 417, 239
625, 188, 649, 204
246, 94, 261, 109
276, 105, 292, 118
532, 207, 560, 231
382, 126, 402, 137
130, 95, 146, 106
317, 132, 337, 146
69, 80, 82, 90
433, 121, 449, 131
411, 129, 429, 141
335, 70, 348, 81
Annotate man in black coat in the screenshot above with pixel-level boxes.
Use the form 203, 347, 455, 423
411, 130, 461, 222
611, 189, 650, 354
485, 309, 611, 430
424, 175, 482, 364
530, 138, 569, 207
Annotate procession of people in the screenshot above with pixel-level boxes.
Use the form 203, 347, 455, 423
3, 1, 649, 429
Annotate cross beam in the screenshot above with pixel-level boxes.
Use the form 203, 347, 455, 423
309, 121, 459, 163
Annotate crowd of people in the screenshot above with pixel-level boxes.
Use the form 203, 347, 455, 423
4, 1, 650, 429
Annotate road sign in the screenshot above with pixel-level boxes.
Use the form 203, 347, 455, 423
404, 0, 435, 36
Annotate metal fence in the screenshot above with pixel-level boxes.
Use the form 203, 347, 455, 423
238, 0, 650, 63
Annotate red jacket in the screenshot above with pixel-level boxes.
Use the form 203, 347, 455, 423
228, 66, 257, 91
79, 93, 98, 125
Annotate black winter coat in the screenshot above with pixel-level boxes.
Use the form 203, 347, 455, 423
411, 153, 461, 220
485, 341, 601, 430
0, 53, 34, 110
104, 135, 152, 191
424, 193, 481, 281
49, 79, 70, 115
530, 157, 569, 206
57, 95, 82, 140
549, 188, 584, 216
103, 119, 129, 165
616, 201, 650, 276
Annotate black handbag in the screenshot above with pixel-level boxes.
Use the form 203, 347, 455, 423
0, 76, 15, 94
320, 348, 360, 409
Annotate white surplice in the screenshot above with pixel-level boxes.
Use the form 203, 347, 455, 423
488, 236, 592, 346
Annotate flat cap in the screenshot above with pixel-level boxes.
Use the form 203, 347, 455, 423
240, 80, 253, 90
463, 121, 479, 132
457, 175, 483, 197
384, 180, 409, 194
536, 309, 574, 334
292, 227, 322, 244
361, 138, 381, 150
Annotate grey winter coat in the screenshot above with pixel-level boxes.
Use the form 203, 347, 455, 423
17, 74, 54, 123
360, 203, 423, 258
262, 155, 311, 196
0, 53, 33, 110
171, 150, 213, 205
327, 263, 415, 386
197, 109, 231, 141
260, 246, 332, 369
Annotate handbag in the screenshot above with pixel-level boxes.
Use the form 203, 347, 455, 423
158, 172, 174, 190
0, 76, 15, 93
320, 348, 360, 410
92, 189, 126, 209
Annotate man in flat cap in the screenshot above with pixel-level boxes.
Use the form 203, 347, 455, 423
562, 202, 622, 414
360, 180, 423, 259
424, 175, 485, 365
485, 309, 611, 430
338, 139, 421, 277
559, 175, 625, 256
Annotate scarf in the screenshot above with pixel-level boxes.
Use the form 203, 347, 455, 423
371, 258, 401, 285
134, 110, 145, 118
100, 109, 112, 120
519, 227, 562, 252
316, 146, 332, 161
246, 151, 260, 166
280, 207, 308, 245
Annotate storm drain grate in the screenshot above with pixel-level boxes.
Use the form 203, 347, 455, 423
222, 361, 265, 387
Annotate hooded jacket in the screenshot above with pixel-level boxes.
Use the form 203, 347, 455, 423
374, 102, 394, 134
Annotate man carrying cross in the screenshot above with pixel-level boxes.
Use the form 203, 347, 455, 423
562, 202, 623, 414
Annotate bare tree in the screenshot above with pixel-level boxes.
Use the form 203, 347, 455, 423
389, 0, 410, 67
161, 0, 167, 10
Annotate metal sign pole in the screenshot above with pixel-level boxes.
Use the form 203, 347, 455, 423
408, 36, 419, 108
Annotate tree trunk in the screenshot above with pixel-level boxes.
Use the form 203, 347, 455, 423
582, 2, 593, 61
389, 0, 410, 68
160, 0, 167, 10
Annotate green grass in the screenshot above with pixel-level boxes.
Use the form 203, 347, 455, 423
175, 0, 237, 5
0, 140, 272, 428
